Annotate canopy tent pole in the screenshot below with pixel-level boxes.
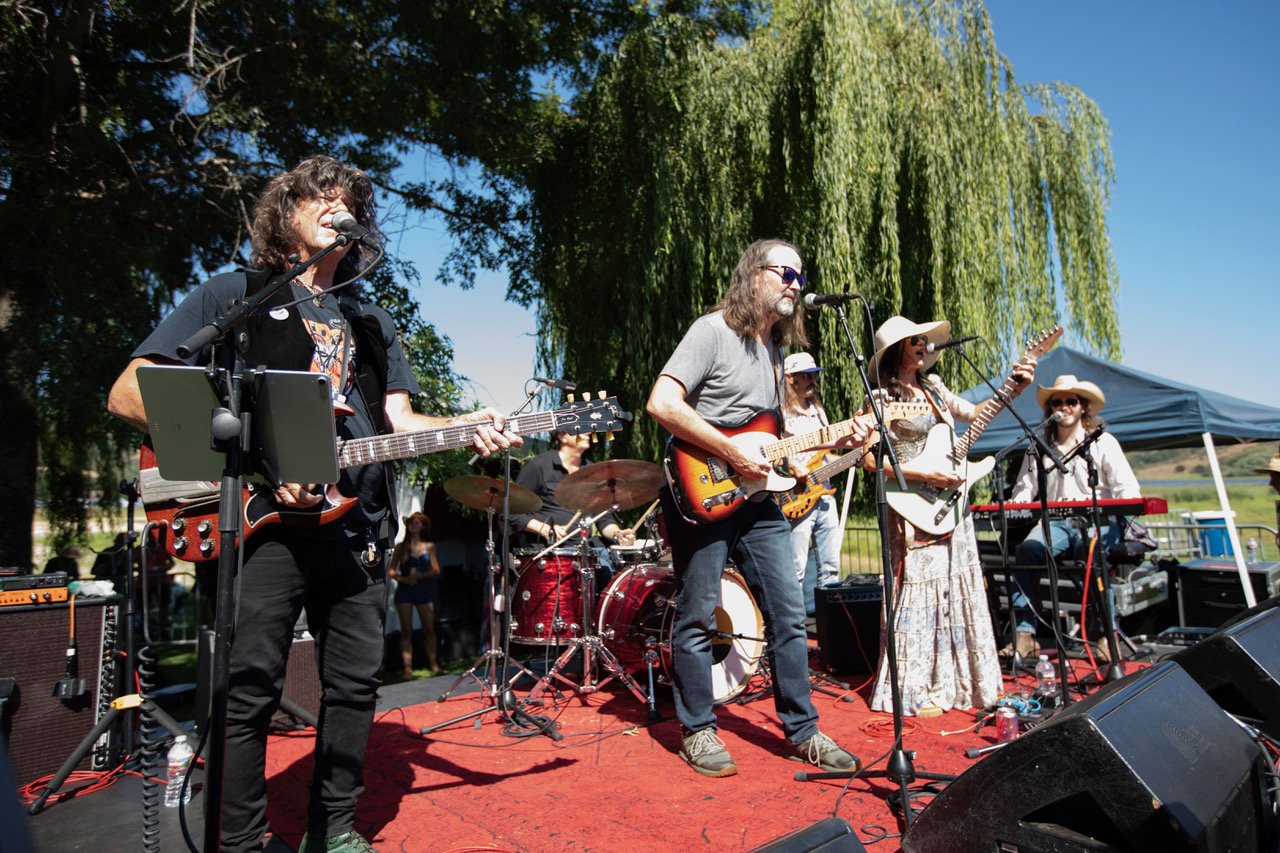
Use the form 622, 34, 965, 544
1202, 431, 1257, 607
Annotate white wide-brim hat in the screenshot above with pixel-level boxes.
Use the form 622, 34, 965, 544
869, 316, 950, 381
1035, 374, 1106, 412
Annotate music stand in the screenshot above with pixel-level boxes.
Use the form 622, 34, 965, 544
137, 363, 340, 849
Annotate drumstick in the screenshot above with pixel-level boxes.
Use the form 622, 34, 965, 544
529, 511, 583, 563
633, 499, 661, 534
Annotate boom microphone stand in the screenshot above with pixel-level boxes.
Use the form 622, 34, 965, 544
794, 299, 953, 826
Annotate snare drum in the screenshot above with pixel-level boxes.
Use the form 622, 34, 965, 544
510, 547, 589, 645
597, 563, 764, 704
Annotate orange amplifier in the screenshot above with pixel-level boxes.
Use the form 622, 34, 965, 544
0, 572, 70, 606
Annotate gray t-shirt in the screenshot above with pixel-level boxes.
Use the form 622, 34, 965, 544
659, 310, 783, 426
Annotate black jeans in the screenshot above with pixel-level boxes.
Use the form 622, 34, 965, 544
221, 528, 386, 852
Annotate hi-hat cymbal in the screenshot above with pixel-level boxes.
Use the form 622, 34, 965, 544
444, 475, 542, 515
555, 460, 663, 513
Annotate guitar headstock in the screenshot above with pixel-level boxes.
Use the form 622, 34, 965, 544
1025, 325, 1064, 359
554, 396, 633, 438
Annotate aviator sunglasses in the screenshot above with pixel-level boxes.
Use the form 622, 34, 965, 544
1049, 397, 1082, 409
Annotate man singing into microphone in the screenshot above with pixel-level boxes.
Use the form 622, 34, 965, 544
1007, 375, 1140, 661
647, 238, 869, 777
108, 155, 521, 853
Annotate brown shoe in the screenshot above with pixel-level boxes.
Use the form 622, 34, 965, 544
1001, 632, 1040, 658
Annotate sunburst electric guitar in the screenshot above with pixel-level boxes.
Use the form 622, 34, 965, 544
883, 326, 1062, 535
776, 402, 932, 520
140, 398, 631, 562
664, 410, 873, 524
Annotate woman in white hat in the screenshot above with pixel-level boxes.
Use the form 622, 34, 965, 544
863, 316, 1037, 717
1008, 375, 1140, 660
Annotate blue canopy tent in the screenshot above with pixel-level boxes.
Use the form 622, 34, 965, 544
958, 346, 1280, 606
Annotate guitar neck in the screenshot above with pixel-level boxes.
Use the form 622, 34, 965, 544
809, 447, 869, 483
950, 375, 1018, 460
337, 410, 566, 469
767, 416, 863, 462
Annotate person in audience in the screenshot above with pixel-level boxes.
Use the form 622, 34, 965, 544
389, 511, 443, 677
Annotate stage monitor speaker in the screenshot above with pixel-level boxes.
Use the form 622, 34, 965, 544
749, 817, 868, 852
902, 661, 1274, 853
1173, 605, 1280, 740
0, 597, 123, 786
195, 629, 320, 736
813, 577, 882, 674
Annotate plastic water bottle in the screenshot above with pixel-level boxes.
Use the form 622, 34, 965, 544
165, 735, 194, 807
1035, 654, 1057, 694
1246, 537, 1259, 564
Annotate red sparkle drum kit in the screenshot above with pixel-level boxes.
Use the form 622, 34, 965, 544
480, 458, 767, 712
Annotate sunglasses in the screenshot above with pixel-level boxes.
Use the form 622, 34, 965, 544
1049, 397, 1082, 409
907, 334, 928, 346
760, 265, 806, 289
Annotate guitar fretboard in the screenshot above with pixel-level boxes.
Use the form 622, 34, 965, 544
337, 410, 565, 469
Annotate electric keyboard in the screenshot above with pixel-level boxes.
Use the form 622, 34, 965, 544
970, 497, 1168, 524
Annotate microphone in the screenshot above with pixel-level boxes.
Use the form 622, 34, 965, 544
331, 211, 371, 242
1034, 411, 1065, 431
803, 292, 858, 308
533, 376, 578, 391
925, 334, 980, 354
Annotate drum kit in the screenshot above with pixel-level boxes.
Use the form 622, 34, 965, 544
434, 459, 768, 721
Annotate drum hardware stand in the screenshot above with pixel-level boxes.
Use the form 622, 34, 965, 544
421, 451, 558, 741
525, 506, 650, 706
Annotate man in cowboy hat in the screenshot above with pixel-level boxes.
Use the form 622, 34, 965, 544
1255, 444, 1280, 495
782, 351, 843, 614
1008, 374, 1141, 660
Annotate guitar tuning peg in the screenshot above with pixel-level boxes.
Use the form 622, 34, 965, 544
606, 431, 615, 442
599, 390, 607, 400
567, 393, 576, 403
582, 391, 593, 401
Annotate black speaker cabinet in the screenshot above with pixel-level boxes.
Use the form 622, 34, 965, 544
1178, 558, 1280, 628
902, 661, 1273, 853
1173, 605, 1280, 740
813, 577, 882, 674
0, 597, 123, 786
749, 817, 868, 852
195, 629, 320, 735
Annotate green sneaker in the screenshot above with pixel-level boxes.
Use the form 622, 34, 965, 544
786, 731, 861, 773
679, 729, 738, 777
297, 830, 377, 853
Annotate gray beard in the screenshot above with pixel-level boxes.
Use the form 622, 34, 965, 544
773, 296, 795, 317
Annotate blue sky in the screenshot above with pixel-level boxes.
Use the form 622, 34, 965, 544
400, 1, 1279, 416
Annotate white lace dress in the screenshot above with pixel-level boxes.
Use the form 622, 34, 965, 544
868, 386, 1003, 715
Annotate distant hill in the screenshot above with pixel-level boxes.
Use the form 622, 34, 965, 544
1130, 442, 1276, 480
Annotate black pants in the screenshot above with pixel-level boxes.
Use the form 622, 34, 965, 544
221, 528, 386, 852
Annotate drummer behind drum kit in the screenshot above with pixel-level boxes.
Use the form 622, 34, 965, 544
444, 458, 769, 719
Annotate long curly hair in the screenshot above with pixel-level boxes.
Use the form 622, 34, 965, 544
713, 239, 808, 348
249, 155, 382, 280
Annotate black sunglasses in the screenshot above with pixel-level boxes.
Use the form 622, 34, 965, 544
760, 265, 806, 289
1049, 397, 1082, 409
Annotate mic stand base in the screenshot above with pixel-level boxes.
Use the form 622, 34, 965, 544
795, 750, 958, 824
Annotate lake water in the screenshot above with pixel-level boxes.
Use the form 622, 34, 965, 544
1141, 478, 1269, 487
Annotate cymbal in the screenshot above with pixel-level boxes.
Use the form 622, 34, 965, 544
444, 475, 541, 515
555, 460, 663, 513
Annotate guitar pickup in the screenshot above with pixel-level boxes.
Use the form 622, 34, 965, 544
703, 488, 744, 510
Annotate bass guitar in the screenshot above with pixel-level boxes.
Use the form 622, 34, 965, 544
774, 404, 931, 519
883, 326, 1062, 535
663, 409, 872, 524
140, 398, 631, 562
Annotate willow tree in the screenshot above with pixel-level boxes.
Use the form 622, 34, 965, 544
527, 0, 1119, 465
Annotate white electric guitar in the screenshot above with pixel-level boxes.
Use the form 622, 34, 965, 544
884, 326, 1062, 534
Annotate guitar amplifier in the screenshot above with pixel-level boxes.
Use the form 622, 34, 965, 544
1178, 559, 1280, 628
813, 576, 883, 674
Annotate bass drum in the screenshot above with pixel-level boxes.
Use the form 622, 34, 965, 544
597, 563, 764, 704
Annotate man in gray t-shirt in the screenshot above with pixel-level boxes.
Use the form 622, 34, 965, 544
646, 238, 869, 778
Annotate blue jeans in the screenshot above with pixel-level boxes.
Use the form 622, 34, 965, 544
789, 495, 842, 613
1012, 519, 1122, 634
659, 487, 819, 743
222, 528, 386, 852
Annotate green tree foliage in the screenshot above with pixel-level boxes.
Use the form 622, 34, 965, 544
527, 0, 1120, 469
0, 0, 762, 565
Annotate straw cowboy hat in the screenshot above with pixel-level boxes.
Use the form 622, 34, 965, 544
1035, 374, 1106, 411
1255, 444, 1280, 475
868, 316, 950, 380
784, 352, 824, 374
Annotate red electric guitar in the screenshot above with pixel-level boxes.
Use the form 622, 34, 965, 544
140, 398, 630, 562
